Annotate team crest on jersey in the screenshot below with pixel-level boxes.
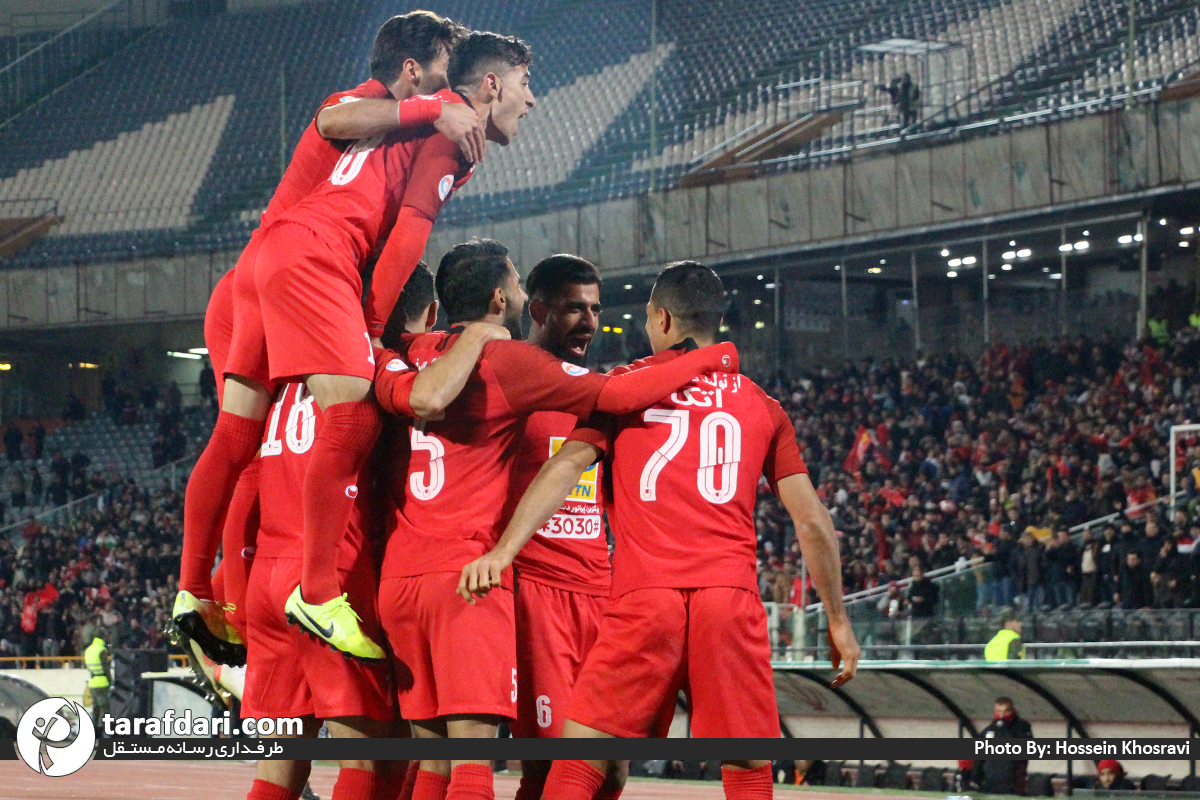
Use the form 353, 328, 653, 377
385, 358, 409, 372
550, 437, 598, 503
561, 363, 589, 377
438, 175, 454, 201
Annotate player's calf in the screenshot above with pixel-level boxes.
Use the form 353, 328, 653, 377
721, 761, 773, 800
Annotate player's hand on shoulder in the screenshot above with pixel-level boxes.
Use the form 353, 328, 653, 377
435, 102, 487, 164
456, 551, 509, 604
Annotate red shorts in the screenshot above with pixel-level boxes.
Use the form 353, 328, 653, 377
205, 267, 238, 406
567, 587, 778, 738
379, 571, 517, 722
512, 578, 605, 738
242, 554, 392, 722
226, 222, 374, 387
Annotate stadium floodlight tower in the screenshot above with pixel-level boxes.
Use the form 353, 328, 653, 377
1169, 423, 1200, 509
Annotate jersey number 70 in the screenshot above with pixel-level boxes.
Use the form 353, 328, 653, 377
639, 408, 741, 505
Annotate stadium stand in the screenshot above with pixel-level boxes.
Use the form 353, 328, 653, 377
1, 0, 1198, 268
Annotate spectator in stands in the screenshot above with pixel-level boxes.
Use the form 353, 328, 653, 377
907, 564, 938, 617
8, 469, 26, 510
29, 466, 43, 507
1014, 532, 1045, 609
1117, 550, 1152, 609
29, 421, 45, 460
62, 393, 85, 422
70, 450, 90, 480
985, 613, 1025, 660
1095, 761, 1134, 791
198, 360, 216, 408
1045, 529, 1077, 607
1097, 525, 1121, 602
1078, 529, 1099, 605
3, 423, 22, 462
971, 697, 1033, 795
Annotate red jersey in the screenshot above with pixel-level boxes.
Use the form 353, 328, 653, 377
374, 332, 612, 580
258, 79, 393, 232
255, 383, 371, 563
272, 87, 473, 269
506, 411, 610, 596
570, 345, 807, 598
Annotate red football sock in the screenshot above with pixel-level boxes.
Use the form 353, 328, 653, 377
247, 778, 299, 800
722, 765, 773, 800
411, 770, 449, 800
181, 411, 263, 599
542, 761, 605, 800
446, 764, 493, 800
594, 786, 624, 800
333, 767, 378, 800
299, 399, 381, 603
221, 458, 260, 635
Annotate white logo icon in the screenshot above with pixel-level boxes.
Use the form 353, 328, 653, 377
561, 363, 590, 376
16, 697, 95, 776
721, 354, 732, 368
438, 175, 454, 201
345, 485, 359, 499
385, 358, 408, 372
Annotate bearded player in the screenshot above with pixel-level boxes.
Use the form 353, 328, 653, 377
460, 261, 861, 800
493, 255, 624, 800
175, 10, 486, 666
370, 241, 739, 800
211, 29, 537, 663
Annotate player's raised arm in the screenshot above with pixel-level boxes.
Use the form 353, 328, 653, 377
458, 438, 602, 603
374, 322, 510, 418
317, 97, 486, 164
777, 472, 860, 686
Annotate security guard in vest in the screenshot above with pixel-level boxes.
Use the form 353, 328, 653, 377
1147, 316, 1170, 347
984, 614, 1025, 660
84, 634, 111, 725
1189, 306, 1200, 331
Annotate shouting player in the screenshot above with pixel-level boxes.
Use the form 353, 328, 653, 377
175, 10, 485, 665
220, 28, 535, 661
370, 241, 739, 800
494, 255, 624, 799
460, 261, 861, 800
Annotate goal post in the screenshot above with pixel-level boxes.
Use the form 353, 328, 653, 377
1169, 424, 1200, 511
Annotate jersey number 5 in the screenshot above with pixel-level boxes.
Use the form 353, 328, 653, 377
639, 408, 741, 504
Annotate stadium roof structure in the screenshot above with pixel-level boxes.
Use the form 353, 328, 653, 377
773, 659, 1200, 741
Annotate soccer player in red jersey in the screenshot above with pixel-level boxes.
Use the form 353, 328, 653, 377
461, 262, 861, 800
175, 10, 486, 664
223, 30, 536, 662
370, 241, 738, 800
241, 268, 445, 800
490, 254, 624, 800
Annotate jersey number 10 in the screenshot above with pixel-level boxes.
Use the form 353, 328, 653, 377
640, 409, 741, 505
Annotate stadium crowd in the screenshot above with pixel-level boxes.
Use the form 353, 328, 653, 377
4, 324, 1200, 660
755, 326, 1200, 615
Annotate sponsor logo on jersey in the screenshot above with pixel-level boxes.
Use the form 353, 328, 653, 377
385, 358, 409, 372
550, 437, 598, 503
438, 175, 454, 201
561, 363, 590, 377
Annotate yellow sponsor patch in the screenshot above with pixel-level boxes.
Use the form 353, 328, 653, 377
550, 436, 598, 504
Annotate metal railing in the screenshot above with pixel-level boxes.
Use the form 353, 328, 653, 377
0, 0, 168, 126
0, 654, 187, 669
